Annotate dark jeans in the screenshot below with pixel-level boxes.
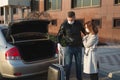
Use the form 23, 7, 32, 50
90, 73, 98, 80
64, 46, 82, 80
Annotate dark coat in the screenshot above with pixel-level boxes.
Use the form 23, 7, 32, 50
57, 20, 86, 47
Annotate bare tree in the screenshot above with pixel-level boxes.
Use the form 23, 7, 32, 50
25, 11, 52, 21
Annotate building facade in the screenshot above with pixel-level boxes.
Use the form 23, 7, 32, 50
0, 0, 120, 43
39, 0, 120, 43
0, 0, 31, 24
0, 0, 40, 24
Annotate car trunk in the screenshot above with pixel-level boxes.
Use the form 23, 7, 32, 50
6, 20, 56, 62
14, 40, 56, 62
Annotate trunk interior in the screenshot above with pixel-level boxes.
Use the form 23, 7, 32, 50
14, 40, 56, 62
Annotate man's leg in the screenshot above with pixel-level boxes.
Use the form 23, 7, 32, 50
90, 73, 98, 80
74, 47, 82, 80
64, 47, 73, 80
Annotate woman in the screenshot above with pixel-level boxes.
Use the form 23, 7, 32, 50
83, 21, 99, 80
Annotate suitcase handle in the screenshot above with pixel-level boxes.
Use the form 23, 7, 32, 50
58, 47, 64, 66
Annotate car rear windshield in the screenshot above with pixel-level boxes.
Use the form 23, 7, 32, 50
2, 29, 8, 37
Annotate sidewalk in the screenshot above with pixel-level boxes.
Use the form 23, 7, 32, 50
71, 44, 120, 80
97, 44, 120, 80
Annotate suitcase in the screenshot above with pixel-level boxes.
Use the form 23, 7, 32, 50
47, 47, 65, 80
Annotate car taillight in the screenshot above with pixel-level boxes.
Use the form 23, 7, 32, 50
14, 72, 22, 76
56, 47, 58, 54
54, 47, 58, 58
5, 47, 21, 60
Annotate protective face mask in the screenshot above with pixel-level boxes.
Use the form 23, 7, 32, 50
68, 21, 74, 24
85, 28, 90, 33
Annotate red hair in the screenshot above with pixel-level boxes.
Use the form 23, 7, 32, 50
84, 21, 98, 34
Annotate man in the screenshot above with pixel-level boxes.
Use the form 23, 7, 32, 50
57, 11, 86, 80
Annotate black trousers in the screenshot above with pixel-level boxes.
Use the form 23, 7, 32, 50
90, 73, 98, 80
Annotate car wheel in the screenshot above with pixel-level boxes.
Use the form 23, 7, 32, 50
0, 73, 8, 80
0, 73, 3, 80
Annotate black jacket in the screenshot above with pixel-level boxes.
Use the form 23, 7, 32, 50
57, 20, 86, 47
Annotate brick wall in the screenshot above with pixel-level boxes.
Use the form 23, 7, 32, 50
0, 0, 120, 43
40, 0, 120, 43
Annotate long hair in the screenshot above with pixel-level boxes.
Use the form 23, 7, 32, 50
84, 21, 98, 34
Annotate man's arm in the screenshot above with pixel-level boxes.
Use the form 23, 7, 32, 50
57, 24, 65, 50
80, 22, 86, 35
57, 24, 65, 43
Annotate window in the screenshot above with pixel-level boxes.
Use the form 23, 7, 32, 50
92, 0, 100, 5
92, 19, 102, 28
31, 0, 39, 11
0, 21, 4, 24
114, 0, 120, 4
13, 8, 17, 14
45, 0, 61, 11
83, 0, 91, 7
51, 19, 57, 26
72, 0, 82, 8
76, 19, 85, 25
113, 19, 120, 28
72, 0, 100, 8
0, 7, 4, 15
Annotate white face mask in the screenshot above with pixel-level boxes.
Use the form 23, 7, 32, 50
85, 28, 90, 33
68, 21, 74, 24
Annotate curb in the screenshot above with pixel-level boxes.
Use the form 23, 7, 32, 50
108, 71, 120, 80
99, 69, 120, 80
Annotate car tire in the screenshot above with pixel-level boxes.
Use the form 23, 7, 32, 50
0, 73, 8, 80
0, 73, 3, 80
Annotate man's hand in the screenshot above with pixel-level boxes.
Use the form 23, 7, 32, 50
57, 43, 62, 51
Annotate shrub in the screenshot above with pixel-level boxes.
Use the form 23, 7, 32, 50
48, 34, 66, 46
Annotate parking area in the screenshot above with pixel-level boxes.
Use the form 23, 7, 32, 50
2, 62, 108, 80
2, 73, 47, 80
2, 44, 120, 80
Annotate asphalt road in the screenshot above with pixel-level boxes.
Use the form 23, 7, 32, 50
2, 62, 111, 80
2, 73, 47, 80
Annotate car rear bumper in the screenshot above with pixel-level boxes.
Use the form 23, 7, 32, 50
1, 58, 58, 78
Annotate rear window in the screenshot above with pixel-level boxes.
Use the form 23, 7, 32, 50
2, 29, 13, 42
2, 29, 8, 36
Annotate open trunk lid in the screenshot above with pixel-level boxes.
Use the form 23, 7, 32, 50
6, 20, 50, 42
7, 19, 50, 36
5, 20, 56, 62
